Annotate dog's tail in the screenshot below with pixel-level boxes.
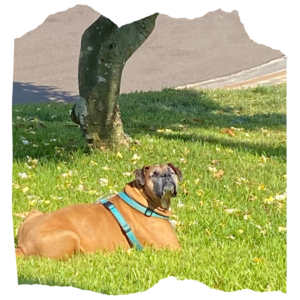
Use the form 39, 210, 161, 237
15, 247, 25, 257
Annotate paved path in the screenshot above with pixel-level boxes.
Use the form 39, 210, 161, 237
12, 5, 286, 105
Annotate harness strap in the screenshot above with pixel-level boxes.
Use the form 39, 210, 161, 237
99, 199, 143, 251
118, 192, 170, 220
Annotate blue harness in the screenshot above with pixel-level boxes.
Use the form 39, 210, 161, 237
97, 192, 169, 251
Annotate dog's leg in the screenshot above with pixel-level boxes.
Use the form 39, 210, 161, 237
35, 229, 83, 260
15, 247, 25, 257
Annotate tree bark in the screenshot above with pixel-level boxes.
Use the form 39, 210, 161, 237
71, 13, 158, 148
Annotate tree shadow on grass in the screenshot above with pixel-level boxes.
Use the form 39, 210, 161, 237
12, 86, 286, 161
119, 87, 286, 132
153, 132, 286, 158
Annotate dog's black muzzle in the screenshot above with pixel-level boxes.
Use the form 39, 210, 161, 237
154, 173, 177, 198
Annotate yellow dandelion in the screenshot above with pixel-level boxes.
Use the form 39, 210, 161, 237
238, 229, 244, 234
28, 199, 36, 206
116, 152, 123, 158
208, 166, 217, 173
131, 153, 141, 164
197, 190, 204, 196
88, 190, 97, 195
127, 249, 133, 255
257, 185, 265, 190
263, 196, 274, 204
259, 155, 268, 163
188, 221, 198, 225
253, 257, 261, 264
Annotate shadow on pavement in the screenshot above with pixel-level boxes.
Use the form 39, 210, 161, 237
13, 82, 79, 105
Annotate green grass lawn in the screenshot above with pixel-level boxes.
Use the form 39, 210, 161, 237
12, 84, 286, 294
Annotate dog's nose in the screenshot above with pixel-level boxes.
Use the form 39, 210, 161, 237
163, 173, 172, 179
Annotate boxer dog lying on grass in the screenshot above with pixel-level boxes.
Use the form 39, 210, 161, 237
15, 163, 182, 259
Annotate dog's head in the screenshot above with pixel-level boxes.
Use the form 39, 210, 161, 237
134, 163, 183, 210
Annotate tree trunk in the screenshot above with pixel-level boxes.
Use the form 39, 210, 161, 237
70, 13, 158, 148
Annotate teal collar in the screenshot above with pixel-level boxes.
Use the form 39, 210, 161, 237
118, 192, 169, 220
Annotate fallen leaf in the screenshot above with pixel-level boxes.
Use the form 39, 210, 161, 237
190, 119, 205, 123
211, 160, 220, 164
221, 128, 236, 137
123, 172, 132, 177
22, 187, 29, 193
197, 190, 204, 196
37, 122, 46, 128
100, 146, 107, 153
182, 188, 189, 195
180, 158, 187, 164
14, 212, 30, 218
131, 153, 141, 164
214, 169, 224, 179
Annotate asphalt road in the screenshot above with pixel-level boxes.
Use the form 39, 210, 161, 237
12, 5, 285, 104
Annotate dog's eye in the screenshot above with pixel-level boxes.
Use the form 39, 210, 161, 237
152, 171, 158, 177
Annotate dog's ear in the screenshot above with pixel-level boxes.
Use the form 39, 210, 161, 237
134, 165, 150, 186
167, 163, 183, 181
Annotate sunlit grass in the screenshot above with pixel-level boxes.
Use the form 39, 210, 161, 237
13, 84, 286, 294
